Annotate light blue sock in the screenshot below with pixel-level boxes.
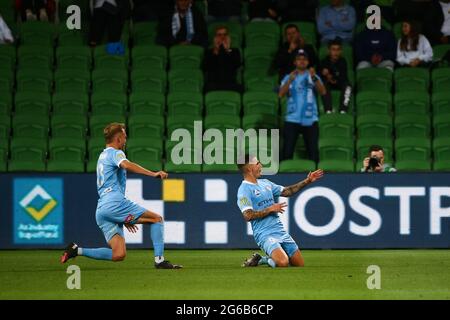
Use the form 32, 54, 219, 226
268, 258, 277, 268
151, 222, 164, 258
80, 248, 112, 261
258, 256, 269, 265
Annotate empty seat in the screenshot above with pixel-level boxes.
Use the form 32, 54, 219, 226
129, 92, 165, 115
204, 114, 241, 132
169, 45, 204, 69
205, 91, 241, 115
47, 138, 86, 172
394, 114, 431, 138
15, 92, 51, 116
394, 67, 429, 93
433, 114, 450, 138
16, 68, 53, 94
128, 114, 165, 139
131, 68, 167, 93
132, 45, 167, 70
8, 137, 47, 172
395, 137, 431, 161
18, 45, 53, 69
51, 114, 88, 139
166, 114, 202, 137
52, 92, 89, 115
279, 159, 316, 172
394, 91, 430, 115
432, 92, 450, 115
92, 69, 128, 93
244, 21, 280, 48
319, 137, 354, 161
356, 91, 392, 115
243, 92, 279, 115
132, 21, 158, 46
168, 69, 203, 93
242, 114, 279, 130
91, 92, 128, 115
357, 114, 393, 139
319, 113, 354, 138
54, 68, 91, 94
317, 160, 355, 172
357, 67, 392, 92
432, 68, 450, 93
56, 46, 92, 71
12, 114, 49, 138
167, 92, 203, 115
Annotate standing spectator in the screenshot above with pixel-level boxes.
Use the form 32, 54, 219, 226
248, 0, 278, 22
396, 21, 433, 67
277, 0, 318, 23
89, 0, 131, 47
206, 0, 242, 22
355, 26, 397, 70
0, 13, 14, 44
22, 0, 48, 21
157, 0, 208, 47
273, 24, 317, 79
424, 0, 450, 46
278, 50, 327, 162
203, 26, 242, 93
317, 0, 356, 44
319, 39, 352, 114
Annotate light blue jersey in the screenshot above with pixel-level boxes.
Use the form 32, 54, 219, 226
96, 147, 128, 204
281, 72, 321, 126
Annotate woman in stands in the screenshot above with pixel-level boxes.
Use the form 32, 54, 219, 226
396, 20, 433, 68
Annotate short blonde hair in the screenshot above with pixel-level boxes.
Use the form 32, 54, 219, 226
104, 123, 125, 143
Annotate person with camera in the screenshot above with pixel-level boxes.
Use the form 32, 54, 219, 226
361, 145, 396, 173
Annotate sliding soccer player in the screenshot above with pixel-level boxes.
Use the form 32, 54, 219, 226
237, 155, 323, 267
61, 123, 182, 269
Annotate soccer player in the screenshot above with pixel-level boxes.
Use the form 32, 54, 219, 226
61, 123, 182, 269
237, 155, 324, 268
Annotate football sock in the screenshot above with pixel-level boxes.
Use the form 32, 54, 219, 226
151, 222, 164, 259
258, 256, 269, 265
268, 258, 277, 268
80, 248, 113, 260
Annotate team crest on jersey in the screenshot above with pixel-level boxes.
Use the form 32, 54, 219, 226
253, 189, 261, 197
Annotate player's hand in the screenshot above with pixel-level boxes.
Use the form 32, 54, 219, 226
125, 223, 138, 233
307, 169, 324, 183
270, 202, 288, 213
154, 171, 168, 179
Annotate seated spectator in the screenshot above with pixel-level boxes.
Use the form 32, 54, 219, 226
22, 0, 48, 21
361, 145, 396, 172
89, 0, 130, 47
157, 0, 208, 47
355, 26, 397, 71
273, 24, 317, 79
206, 0, 242, 22
277, 0, 318, 23
203, 26, 242, 93
319, 38, 352, 114
132, 0, 174, 22
248, 0, 278, 22
396, 21, 433, 67
424, 0, 450, 46
317, 0, 356, 44
0, 13, 14, 44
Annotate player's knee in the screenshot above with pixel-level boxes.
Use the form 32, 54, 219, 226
276, 258, 289, 267
112, 251, 126, 261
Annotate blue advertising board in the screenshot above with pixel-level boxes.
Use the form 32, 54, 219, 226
0, 173, 449, 249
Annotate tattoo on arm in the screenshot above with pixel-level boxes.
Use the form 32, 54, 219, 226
242, 208, 273, 222
280, 178, 310, 197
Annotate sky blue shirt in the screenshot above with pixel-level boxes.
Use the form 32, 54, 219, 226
96, 147, 128, 204
237, 179, 286, 246
317, 5, 356, 43
281, 72, 321, 126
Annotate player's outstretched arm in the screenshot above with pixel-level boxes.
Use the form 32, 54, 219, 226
242, 203, 287, 222
120, 160, 168, 179
281, 169, 324, 197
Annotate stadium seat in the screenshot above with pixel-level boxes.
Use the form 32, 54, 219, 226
244, 71, 278, 92
357, 114, 393, 139
0, 92, 13, 115
395, 160, 432, 171
132, 21, 158, 46
89, 114, 127, 137
205, 91, 241, 115
319, 137, 354, 161
356, 91, 392, 115
356, 67, 392, 92
47, 138, 86, 172
92, 69, 128, 93
433, 160, 450, 171
394, 114, 431, 139
242, 114, 280, 131
0, 67, 13, 93
0, 45, 16, 72
395, 137, 431, 162
318, 113, 354, 138
128, 114, 165, 139
91, 92, 128, 116
51, 114, 88, 139
244, 21, 280, 48
93, 45, 129, 69
165, 139, 202, 165
317, 160, 355, 172
56, 46, 92, 71
432, 44, 450, 62
166, 114, 203, 137
129, 92, 165, 115
18, 45, 53, 69
15, 92, 51, 116
0, 115, 11, 140
279, 159, 316, 172
244, 46, 276, 71
0, 148, 6, 172
57, 24, 86, 47
87, 137, 105, 172
433, 114, 450, 138
433, 137, 450, 163
204, 114, 241, 132
168, 69, 203, 93
8, 138, 47, 172
169, 45, 204, 69
202, 163, 238, 173
132, 45, 167, 70
432, 68, 450, 93
19, 21, 55, 46
167, 92, 203, 116
16, 68, 53, 94
12, 114, 49, 138
126, 137, 164, 169
164, 161, 202, 173
131, 68, 167, 93
54, 68, 91, 94
432, 92, 450, 115
243, 92, 279, 115
52, 92, 89, 115
394, 91, 430, 115
394, 68, 429, 93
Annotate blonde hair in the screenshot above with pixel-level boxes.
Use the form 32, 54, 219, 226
104, 123, 125, 143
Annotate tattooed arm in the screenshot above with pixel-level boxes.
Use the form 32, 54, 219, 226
242, 203, 288, 222
280, 169, 324, 197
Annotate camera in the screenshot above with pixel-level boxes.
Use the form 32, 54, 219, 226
367, 156, 380, 171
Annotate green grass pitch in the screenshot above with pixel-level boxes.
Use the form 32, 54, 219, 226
0, 249, 449, 299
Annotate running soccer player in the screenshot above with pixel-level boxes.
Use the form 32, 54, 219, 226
61, 123, 182, 269
237, 154, 324, 267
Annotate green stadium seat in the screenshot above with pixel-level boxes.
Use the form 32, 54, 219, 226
356, 91, 392, 115
395, 160, 431, 171
244, 46, 276, 71
54, 68, 90, 94
0, 148, 6, 172
433, 137, 450, 163
129, 92, 165, 115
433, 160, 450, 171
8, 138, 47, 172
57, 24, 86, 46
52, 92, 89, 115
51, 115, 88, 139
166, 114, 202, 137
19, 21, 55, 46
165, 139, 201, 165
204, 114, 241, 132
317, 160, 355, 172
132, 45, 167, 70
0, 91, 13, 115
18, 45, 53, 69
164, 161, 202, 173
92, 69, 128, 93
208, 21, 243, 48
433, 114, 450, 138
86, 137, 105, 172
12, 114, 49, 138
0, 45, 16, 72
242, 114, 279, 130
0, 67, 14, 92
91, 92, 128, 116
126, 138, 164, 167
131, 68, 167, 93
16, 68, 53, 93
357, 114, 393, 139
394, 68, 429, 93
94, 52, 128, 71
132, 21, 158, 46
279, 159, 316, 172
395, 114, 431, 139
56, 46, 91, 71
395, 137, 431, 162
432, 68, 450, 93
47, 138, 86, 172
202, 163, 238, 173
244, 71, 278, 92
319, 137, 354, 161
128, 114, 165, 139
356, 138, 393, 163
89, 114, 127, 138
317, 89, 354, 114
15, 91, 51, 116
243, 92, 279, 115
432, 44, 450, 62
356, 67, 392, 92
167, 92, 203, 115
0, 115, 11, 140
432, 92, 450, 115
244, 21, 280, 48
168, 69, 203, 93
319, 113, 354, 138
394, 91, 430, 115
205, 91, 241, 115
169, 45, 204, 69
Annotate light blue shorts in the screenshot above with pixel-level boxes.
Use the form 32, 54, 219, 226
95, 198, 146, 242
259, 234, 299, 258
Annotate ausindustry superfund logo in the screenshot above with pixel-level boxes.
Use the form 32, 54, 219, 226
13, 178, 64, 244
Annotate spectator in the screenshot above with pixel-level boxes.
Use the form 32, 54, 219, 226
424, 0, 450, 46
157, 0, 208, 47
273, 24, 317, 79
361, 145, 396, 172
278, 50, 327, 162
22, 0, 48, 21
396, 21, 433, 67
319, 38, 352, 114
0, 13, 14, 44
132, 0, 174, 22
277, 0, 318, 23
317, 0, 356, 44
355, 26, 397, 70
248, 0, 278, 22
206, 0, 242, 22
203, 25, 242, 93
89, 0, 131, 47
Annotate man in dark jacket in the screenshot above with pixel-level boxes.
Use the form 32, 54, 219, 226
424, 0, 450, 46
